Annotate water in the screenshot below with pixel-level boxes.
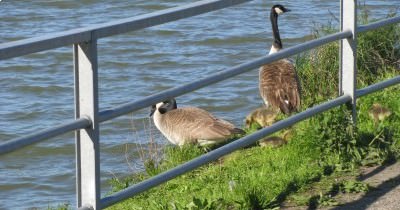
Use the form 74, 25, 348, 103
0, 0, 397, 208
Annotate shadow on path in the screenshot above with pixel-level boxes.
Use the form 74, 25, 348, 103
331, 162, 400, 210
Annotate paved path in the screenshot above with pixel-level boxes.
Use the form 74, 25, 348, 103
282, 162, 400, 210
329, 162, 400, 210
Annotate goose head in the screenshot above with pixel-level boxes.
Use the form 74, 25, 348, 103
269, 4, 290, 54
150, 98, 177, 116
271, 4, 290, 16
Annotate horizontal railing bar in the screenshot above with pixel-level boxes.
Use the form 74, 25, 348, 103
0, 31, 351, 157
101, 75, 400, 207
93, 0, 252, 38
100, 94, 352, 208
356, 75, 400, 97
0, 28, 92, 61
98, 30, 352, 122
2, 73, 396, 158
0, 0, 251, 60
358, 15, 400, 33
0, 118, 91, 155
77, 206, 92, 210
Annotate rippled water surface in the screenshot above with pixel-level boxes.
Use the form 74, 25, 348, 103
0, 0, 398, 208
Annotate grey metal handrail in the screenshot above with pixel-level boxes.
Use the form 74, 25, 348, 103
0, 0, 399, 209
0, 0, 251, 60
98, 31, 352, 122
357, 76, 400, 97
100, 94, 352, 208
4, 14, 399, 156
0, 30, 352, 156
358, 15, 400, 33
100, 75, 400, 208
0, 118, 91, 154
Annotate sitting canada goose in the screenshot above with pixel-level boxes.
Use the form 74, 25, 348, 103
150, 98, 245, 146
259, 4, 301, 114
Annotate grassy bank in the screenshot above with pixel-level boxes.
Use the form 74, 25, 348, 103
106, 14, 400, 210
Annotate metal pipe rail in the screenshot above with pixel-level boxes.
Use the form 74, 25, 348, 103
2, 12, 400, 156
98, 76, 400, 208
98, 31, 352, 122
1, 0, 400, 209
356, 76, 400, 97
0, 0, 251, 60
0, 118, 91, 154
101, 76, 400, 208
0, 30, 352, 155
358, 15, 400, 33
3, 19, 399, 156
100, 94, 352, 208
4, 13, 400, 155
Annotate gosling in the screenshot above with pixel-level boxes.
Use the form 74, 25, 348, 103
245, 107, 278, 128
368, 103, 391, 123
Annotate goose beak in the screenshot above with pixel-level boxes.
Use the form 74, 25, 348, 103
284, 8, 291, 12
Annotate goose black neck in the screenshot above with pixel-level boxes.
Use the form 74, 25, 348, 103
270, 10, 282, 50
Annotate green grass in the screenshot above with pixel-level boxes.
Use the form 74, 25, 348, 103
107, 92, 400, 209
106, 12, 400, 210
285, 171, 370, 208
109, 127, 325, 209
46, 203, 72, 210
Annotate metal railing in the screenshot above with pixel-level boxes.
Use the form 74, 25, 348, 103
0, 0, 399, 209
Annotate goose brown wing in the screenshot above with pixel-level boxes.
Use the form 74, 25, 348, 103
259, 59, 301, 114
162, 107, 241, 141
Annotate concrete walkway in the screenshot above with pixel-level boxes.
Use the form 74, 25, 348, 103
282, 162, 400, 210
328, 162, 400, 210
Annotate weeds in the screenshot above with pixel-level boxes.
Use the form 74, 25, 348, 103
340, 180, 370, 193
46, 203, 71, 210
135, 118, 164, 175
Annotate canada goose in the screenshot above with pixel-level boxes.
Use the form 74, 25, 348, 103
259, 4, 301, 114
245, 107, 278, 128
368, 103, 391, 123
150, 98, 245, 146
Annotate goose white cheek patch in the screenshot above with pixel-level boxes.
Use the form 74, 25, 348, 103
275, 7, 284, 14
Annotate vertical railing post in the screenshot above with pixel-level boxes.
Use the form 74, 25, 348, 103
74, 33, 100, 210
340, 0, 357, 123
338, 0, 343, 96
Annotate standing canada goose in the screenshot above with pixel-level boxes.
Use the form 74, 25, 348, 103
150, 98, 245, 146
259, 4, 301, 114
